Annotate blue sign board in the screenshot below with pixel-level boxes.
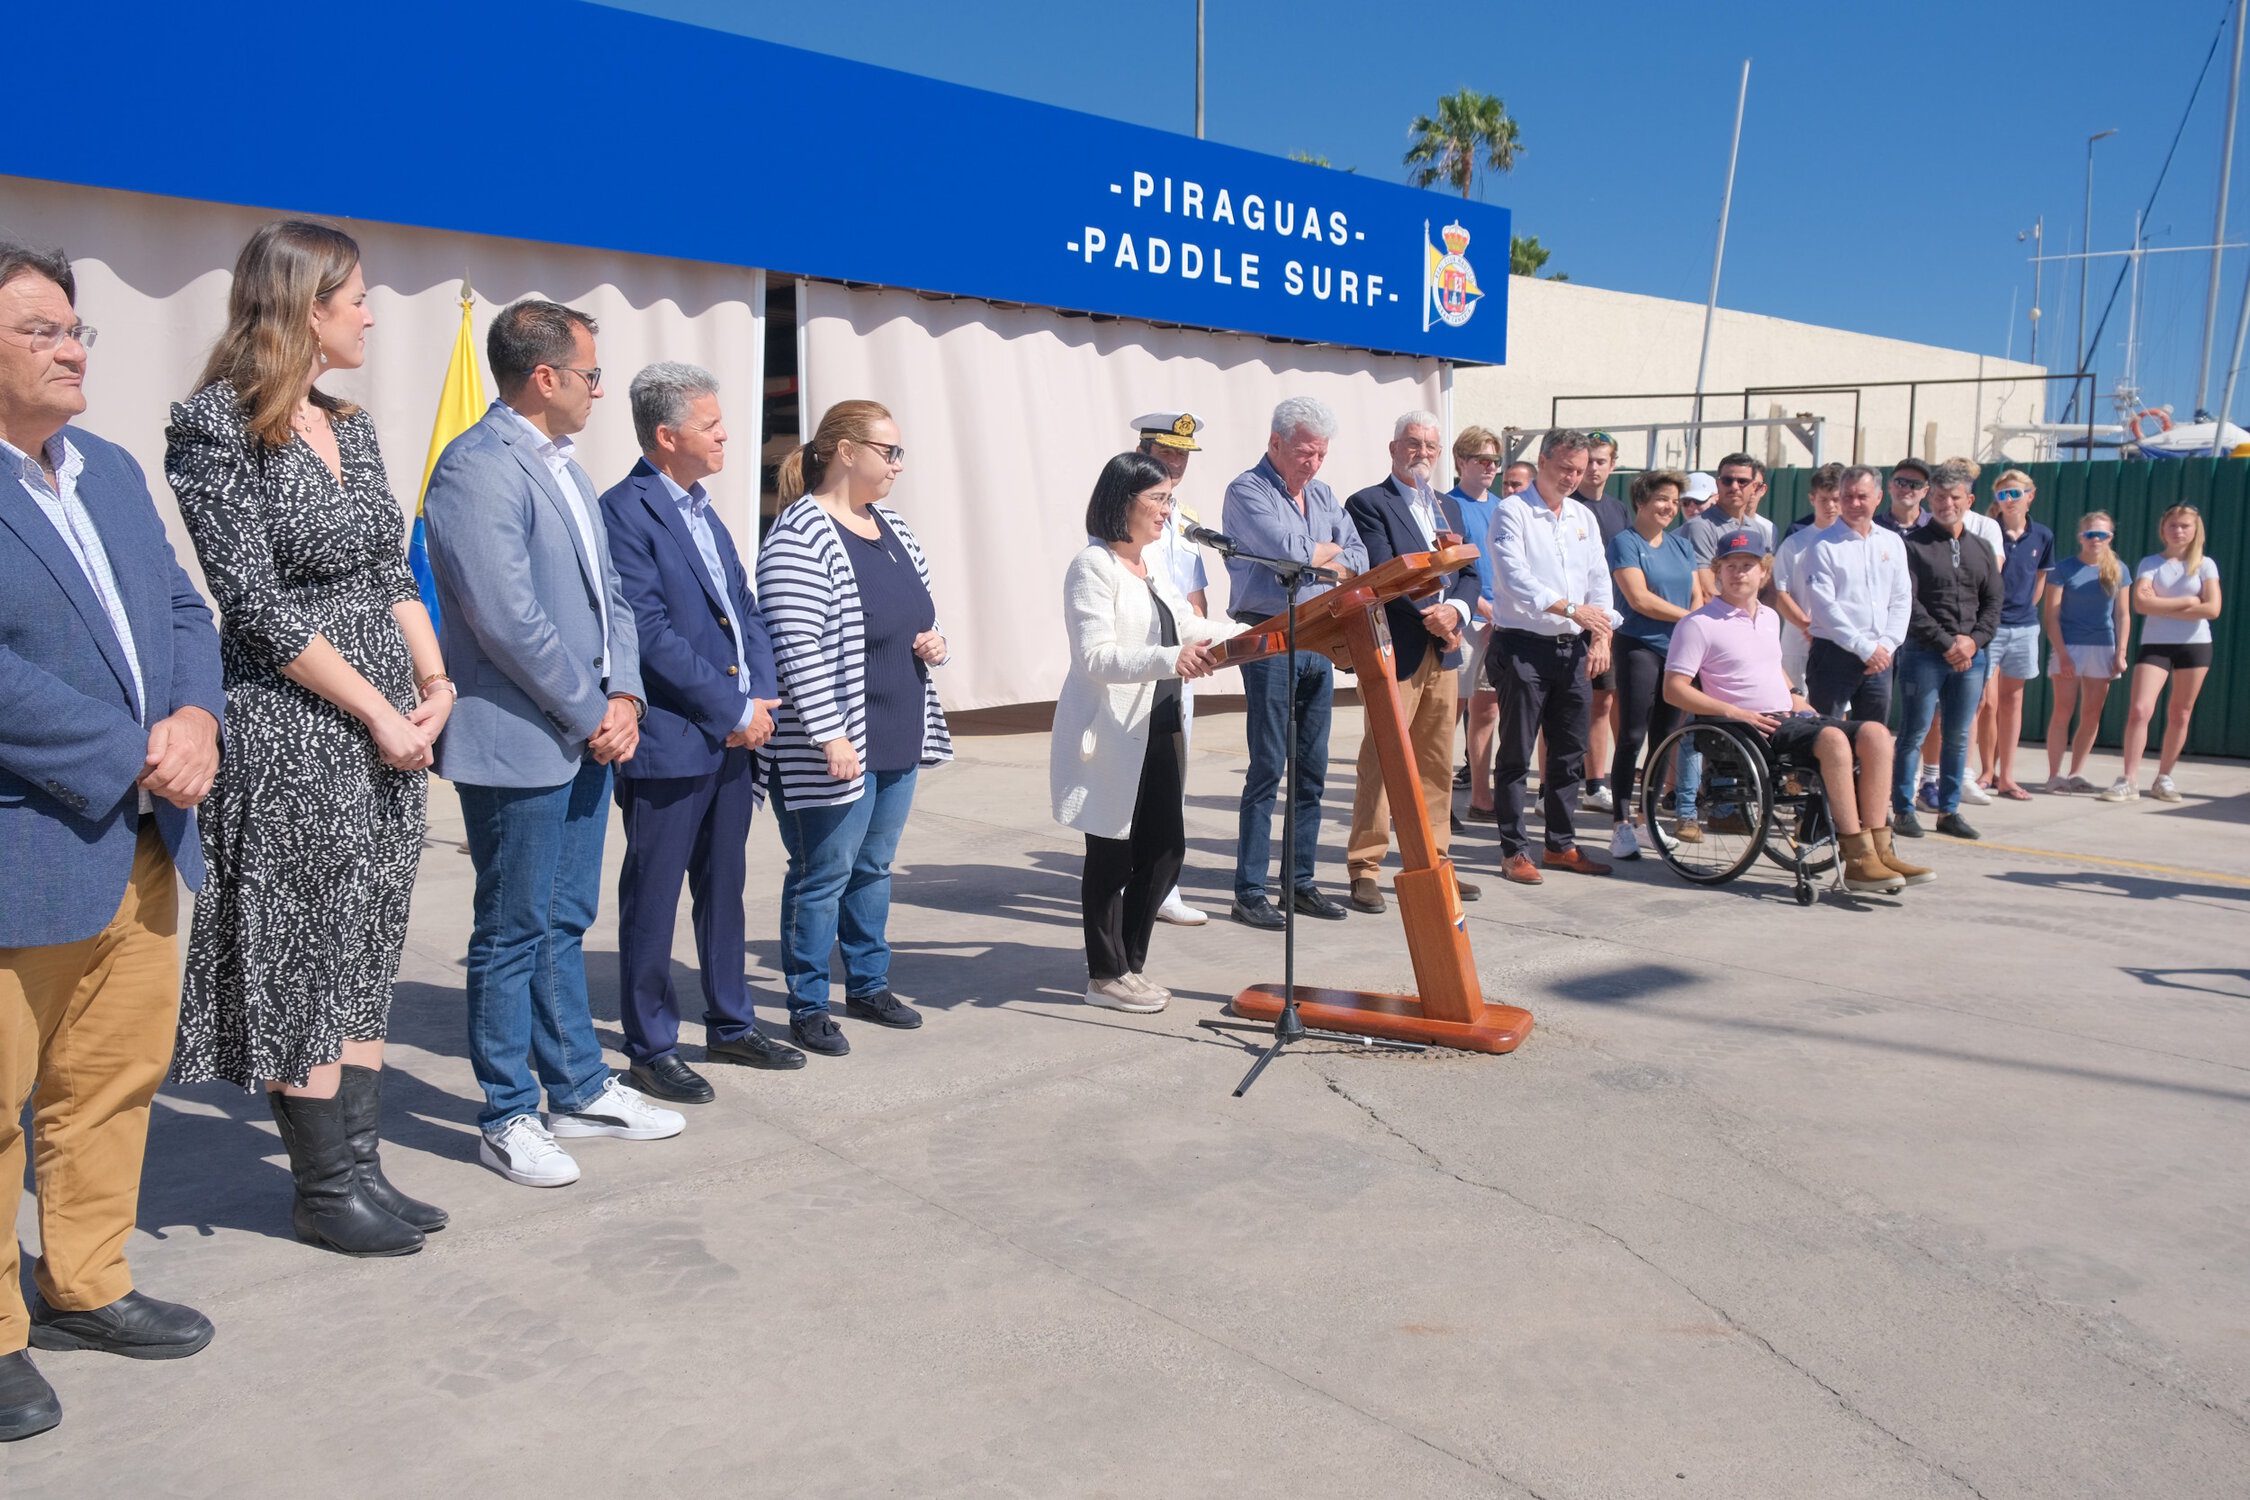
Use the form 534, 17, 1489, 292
6, 0, 1509, 364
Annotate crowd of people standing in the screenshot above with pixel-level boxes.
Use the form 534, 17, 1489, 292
0, 218, 2228, 1442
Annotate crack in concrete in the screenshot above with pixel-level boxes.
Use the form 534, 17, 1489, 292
1318, 1072, 1995, 1500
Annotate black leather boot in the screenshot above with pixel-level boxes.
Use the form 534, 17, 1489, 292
338, 1065, 448, 1232
268, 1091, 424, 1257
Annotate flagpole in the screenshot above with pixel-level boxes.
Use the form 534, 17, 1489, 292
1693, 59, 1750, 469
1423, 219, 1432, 332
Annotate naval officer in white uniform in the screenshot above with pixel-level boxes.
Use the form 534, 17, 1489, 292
1131, 411, 1212, 926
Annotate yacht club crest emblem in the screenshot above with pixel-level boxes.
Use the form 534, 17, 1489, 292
1423, 221, 1483, 330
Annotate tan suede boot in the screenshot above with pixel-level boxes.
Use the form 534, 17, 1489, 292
1840, 831, 1905, 894
1868, 825, 1936, 886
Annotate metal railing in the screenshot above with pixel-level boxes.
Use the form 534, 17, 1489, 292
1543, 371, 2103, 467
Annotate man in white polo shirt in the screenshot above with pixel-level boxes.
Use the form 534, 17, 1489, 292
1664, 527, 1930, 894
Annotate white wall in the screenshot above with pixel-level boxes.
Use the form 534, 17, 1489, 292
0, 175, 765, 598
800, 281, 1443, 711
1456, 275, 2049, 472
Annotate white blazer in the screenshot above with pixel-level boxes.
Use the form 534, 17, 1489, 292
1049, 543, 1242, 840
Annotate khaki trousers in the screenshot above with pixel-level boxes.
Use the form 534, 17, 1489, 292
1, 824, 179, 1354
1347, 649, 1459, 882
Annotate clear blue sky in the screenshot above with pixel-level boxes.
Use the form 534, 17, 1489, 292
607, 0, 2250, 421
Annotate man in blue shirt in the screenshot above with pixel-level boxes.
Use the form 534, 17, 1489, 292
1220, 396, 1369, 928
1987, 471, 2053, 799
1446, 429, 1504, 820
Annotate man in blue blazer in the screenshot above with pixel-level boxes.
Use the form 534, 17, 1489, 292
424, 300, 679, 1193
600, 364, 797, 1102
0, 243, 225, 1441
1341, 410, 1484, 915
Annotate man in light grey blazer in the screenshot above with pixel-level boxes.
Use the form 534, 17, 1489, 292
424, 299, 682, 1191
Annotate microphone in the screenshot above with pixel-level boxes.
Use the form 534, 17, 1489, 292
1184, 524, 1240, 555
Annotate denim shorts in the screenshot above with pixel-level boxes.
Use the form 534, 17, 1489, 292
1990, 622, 2041, 680
2050, 643, 2120, 680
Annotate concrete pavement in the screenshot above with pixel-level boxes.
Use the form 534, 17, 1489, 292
7, 704, 2248, 1497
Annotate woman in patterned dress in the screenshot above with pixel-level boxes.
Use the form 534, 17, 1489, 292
167, 221, 451, 1257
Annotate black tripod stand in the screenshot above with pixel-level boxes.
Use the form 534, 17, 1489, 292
1196, 549, 1425, 1097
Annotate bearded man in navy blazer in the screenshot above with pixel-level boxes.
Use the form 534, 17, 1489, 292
599, 363, 798, 1105
0, 241, 225, 1441
1341, 410, 1483, 915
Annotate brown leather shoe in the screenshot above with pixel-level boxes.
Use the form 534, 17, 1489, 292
1540, 847, 1613, 877
1347, 876, 1386, 913
1500, 854, 1543, 885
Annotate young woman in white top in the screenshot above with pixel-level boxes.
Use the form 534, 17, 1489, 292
1050, 453, 1242, 1012
2105, 505, 2223, 801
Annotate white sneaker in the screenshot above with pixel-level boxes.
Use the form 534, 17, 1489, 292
547, 1077, 685, 1141
1579, 785, 1614, 813
2151, 774, 2182, 802
2096, 778, 2138, 803
1126, 972, 1174, 1005
1084, 977, 1163, 1014
480, 1114, 581, 1188
1959, 780, 1992, 806
1608, 823, 1643, 861
1155, 894, 1208, 926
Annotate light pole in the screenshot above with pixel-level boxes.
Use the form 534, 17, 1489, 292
2079, 128, 2118, 376
2020, 217, 2043, 365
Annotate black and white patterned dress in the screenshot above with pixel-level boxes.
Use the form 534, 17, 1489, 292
166, 382, 427, 1089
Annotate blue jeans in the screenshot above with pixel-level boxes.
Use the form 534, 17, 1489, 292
1234, 649, 1332, 902
1893, 645, 1989, 815
456, 758, 615, 1132
772, 767, 918, 1020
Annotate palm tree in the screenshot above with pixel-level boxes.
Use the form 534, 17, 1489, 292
1510, 235, 1567, 281
1287, 150, 1357, 174
1404, 89, 1521, 198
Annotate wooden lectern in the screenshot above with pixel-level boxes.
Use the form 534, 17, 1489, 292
1211, 544, 1533, 1054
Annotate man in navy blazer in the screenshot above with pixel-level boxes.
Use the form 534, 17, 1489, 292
0, 242, 224, 1441
600, 364, 797, 1102
1341, 411, 1484, 914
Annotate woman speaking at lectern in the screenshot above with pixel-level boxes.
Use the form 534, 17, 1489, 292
1051, 453, 1243, 1014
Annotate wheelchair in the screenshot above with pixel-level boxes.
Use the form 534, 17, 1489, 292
1640, 718, 1840, 904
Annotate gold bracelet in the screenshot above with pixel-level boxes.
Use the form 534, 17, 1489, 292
418, 673, 457, 698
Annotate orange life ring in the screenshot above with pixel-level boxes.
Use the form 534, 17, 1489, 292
2127, 408, 2174, 442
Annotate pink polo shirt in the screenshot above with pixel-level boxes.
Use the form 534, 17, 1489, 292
1665, 598, 1791, 714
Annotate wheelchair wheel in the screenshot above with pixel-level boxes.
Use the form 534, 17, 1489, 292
1642, 722, 1773, 885
1760, 774, 1839, 879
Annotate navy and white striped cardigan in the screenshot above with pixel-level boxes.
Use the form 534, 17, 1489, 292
754, 496, 954, 808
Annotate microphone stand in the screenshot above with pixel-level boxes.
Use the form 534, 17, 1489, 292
1194, 544, 1425, 1097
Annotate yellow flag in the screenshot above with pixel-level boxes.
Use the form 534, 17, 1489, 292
409, 294, 485, 628
418, 295, 486, 514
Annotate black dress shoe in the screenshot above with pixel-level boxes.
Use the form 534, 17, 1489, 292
706, 1031, 807, 1070
1230, 896, 1286, 930
29, 1290, 214, 1361
0, 1351, 60, 1442
628, 1054, 715, 1104
844, 989, 923, 1029
790, 1013, 851, 1056
1892, 808, 1926, 838
1290, 886, 1349, 920
1935, 812, 1980, 840
1449, 811, 1465, 834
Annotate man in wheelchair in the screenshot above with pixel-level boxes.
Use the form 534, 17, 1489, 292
1662, 528, 1933, 895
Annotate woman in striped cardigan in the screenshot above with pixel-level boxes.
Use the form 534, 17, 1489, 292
756, 400, 952, 1057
